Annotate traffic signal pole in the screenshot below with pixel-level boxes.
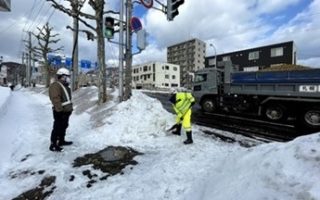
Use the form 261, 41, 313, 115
119, 0, 124, 101
124, 0, 133, 100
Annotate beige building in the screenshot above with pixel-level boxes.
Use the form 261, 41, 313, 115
167, 38, 206, 87
132, 62, 180, 89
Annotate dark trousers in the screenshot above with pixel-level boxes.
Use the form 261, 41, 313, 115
51, 110, 71, 144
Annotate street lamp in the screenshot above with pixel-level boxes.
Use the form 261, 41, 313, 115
209, 43, 217, 68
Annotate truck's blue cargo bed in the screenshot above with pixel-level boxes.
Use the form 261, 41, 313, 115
231, 69, 320, 83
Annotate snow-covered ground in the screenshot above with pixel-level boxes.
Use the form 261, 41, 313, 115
0, 85, 319, 200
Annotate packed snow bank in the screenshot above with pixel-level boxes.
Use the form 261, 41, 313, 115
0, 86, 11, 117
188, 133, 320, 200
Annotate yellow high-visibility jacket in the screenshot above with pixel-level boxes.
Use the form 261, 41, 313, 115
170, 92, 195, 118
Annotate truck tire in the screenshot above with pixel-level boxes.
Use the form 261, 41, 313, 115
201, 98, 216, 113
264, 103, 287, 122
298, 107, 320, 129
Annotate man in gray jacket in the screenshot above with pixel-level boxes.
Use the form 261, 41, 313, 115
48, 68, 73, 152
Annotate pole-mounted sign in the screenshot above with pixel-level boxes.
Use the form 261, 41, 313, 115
140, 0, 153, 8
130, 17, 142, 32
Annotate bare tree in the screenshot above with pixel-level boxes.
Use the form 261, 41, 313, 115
47, 0, 107, 104
33, 23, 63, 87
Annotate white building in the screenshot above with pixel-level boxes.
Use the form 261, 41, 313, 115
132, 62, 180, 89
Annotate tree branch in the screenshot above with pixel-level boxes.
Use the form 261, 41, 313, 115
47, 0, 96, 31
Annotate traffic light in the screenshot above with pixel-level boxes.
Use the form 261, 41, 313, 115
167, 0, 184, 21
104, 17, 114, 39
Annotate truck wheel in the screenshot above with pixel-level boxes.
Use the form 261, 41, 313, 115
264, 104, 287, 122
299, 107, 320, 129
201, 98, 216, 113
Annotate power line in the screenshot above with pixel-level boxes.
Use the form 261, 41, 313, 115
17, 0, 40, 58
0, 21, 17, 34
25, 0, 46, 32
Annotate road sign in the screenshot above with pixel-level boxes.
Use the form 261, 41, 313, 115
137, 29, 147, 50
140, 0, 153, 8
80, 60, 92, 69
130, 17, 142, 32
65, 57, 72, 69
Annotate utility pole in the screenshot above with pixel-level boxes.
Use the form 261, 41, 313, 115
26, 31, 32, 87
71, 0, 80, 91
32, 51, 36, 86
21, 52, 25, 86
118, 0, 124, 101
124, 0, 133, 100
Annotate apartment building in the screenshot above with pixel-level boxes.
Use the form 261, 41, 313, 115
205, 41, 297, 71
132, 62, 180, 89
167, 38, 206, 87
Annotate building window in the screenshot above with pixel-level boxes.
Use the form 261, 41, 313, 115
143, 66, 148, 72
248, 51, 259, 60
173, 67, 177, 71
165, 65, 169, 70
171, 83, 178, 87
172, 75, 176, 79
271, 47, 283, 57
165, 74, 169, 79
222, 56, 230, 61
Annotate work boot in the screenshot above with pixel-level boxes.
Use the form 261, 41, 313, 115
172, 124, 182, 136
183, 131, 193, 144
58, 140, 73, 146
49, 143, 64, 152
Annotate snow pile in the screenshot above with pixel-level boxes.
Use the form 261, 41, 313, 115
189, 134, 320, 200
0, 87, 319, 200
0, 86, 11, 118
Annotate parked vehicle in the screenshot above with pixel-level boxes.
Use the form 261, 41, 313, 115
192, 61, 320, 129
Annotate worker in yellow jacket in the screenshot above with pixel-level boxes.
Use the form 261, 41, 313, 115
169, 90, 195, 144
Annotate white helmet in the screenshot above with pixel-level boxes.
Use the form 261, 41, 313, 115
56, 68, 70, 76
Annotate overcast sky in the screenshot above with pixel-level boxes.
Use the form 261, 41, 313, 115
0, 0, 320, 67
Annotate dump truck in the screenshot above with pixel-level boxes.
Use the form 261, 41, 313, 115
192, 61, 320, 129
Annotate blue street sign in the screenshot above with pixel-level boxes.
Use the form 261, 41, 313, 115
130, 17, 142, 32
48, 55, 62, 68
65, 57, 72, 69
80, 60, 92, 69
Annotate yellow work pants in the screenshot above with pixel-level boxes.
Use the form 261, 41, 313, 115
176, 109, 192, 132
